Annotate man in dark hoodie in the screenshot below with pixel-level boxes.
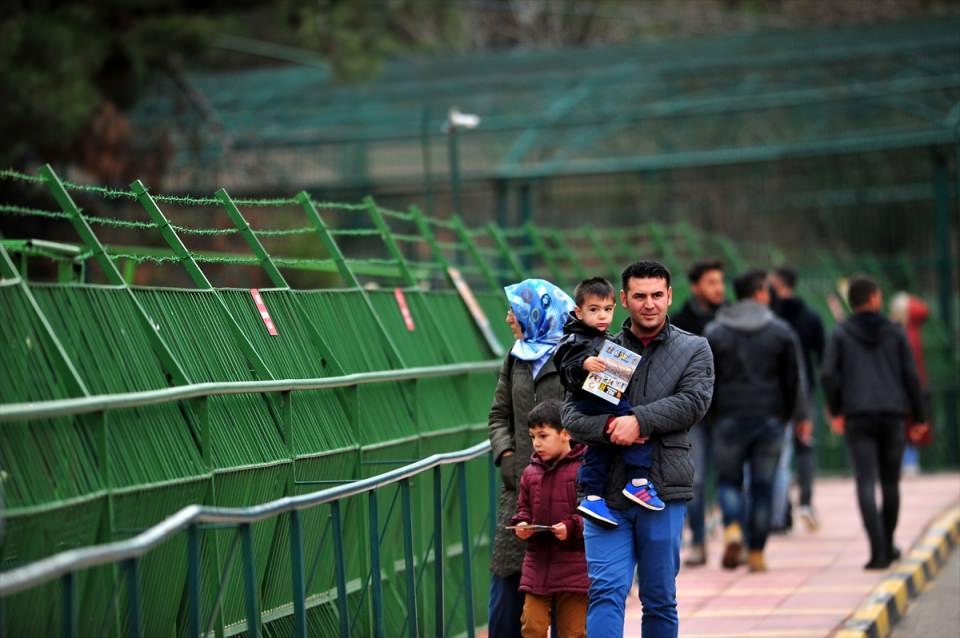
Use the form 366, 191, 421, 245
821, 275, 926, 569
705, 269, 805, 573
769, 267, 825, 532
671, 259, 727, 566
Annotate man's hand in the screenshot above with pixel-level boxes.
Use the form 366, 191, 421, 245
583, 356, 606, 374
795, 419, 813, 445
907, 422, 930, 445
551, 523, 568, 541
514, 522, 534, 540
607, 415, 646, 446
830, 415, 845, 435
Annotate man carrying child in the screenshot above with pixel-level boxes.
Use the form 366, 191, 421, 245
562, 261, 714, 638
555, 277, 665, 529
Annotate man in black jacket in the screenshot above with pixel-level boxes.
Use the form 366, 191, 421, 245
671, 258, 727, 566
821, 275, 926, 569
563, 260, 714, 638
769, 267, 824, 532
705, 269, 804, 573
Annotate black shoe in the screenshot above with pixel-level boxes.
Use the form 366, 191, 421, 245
864, 557, 893, 570
889, 546, 901, 562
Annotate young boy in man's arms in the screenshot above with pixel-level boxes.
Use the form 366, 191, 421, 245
554, 277, 664, 529
511, 399, 588, 638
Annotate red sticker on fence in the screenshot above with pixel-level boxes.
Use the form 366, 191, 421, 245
394, 288, 416, 331
250, 289, 279, 336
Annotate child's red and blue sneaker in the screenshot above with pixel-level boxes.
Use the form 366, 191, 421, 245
622, 478, 665, 511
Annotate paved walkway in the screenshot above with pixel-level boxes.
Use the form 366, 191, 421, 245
623, 473, 959, 638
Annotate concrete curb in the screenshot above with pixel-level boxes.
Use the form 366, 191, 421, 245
835, 504, 960, 638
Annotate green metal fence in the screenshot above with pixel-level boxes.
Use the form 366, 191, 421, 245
1, 163, 957, 635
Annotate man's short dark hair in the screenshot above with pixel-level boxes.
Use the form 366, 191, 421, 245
527, 399, 564, 432
773, 267, 797, 290
621, 260, 671, 291
687, 259, 724, 284
847, 275, 880, 309
733, 269, 769, 300
574, 277, 615, 306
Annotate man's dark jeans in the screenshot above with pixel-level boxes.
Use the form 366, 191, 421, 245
713, 416, 785, 551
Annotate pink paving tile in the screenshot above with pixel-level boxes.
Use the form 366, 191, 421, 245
622, 474, 959, 637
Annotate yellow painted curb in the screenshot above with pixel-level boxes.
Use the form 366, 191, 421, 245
836, 505, 960, 638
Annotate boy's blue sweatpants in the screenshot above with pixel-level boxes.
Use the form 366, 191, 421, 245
575, 395, 653, 496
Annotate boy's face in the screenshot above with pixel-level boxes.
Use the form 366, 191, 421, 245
574, 294, 616, 332
529, 424, 571, 463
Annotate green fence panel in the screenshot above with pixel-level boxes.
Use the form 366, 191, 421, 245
1, 496, 108, 636
133, 289, 287, 467
211, 464, 291, 632
112, 479, 210, 637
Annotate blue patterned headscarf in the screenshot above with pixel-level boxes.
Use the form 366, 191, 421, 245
504, 278, 574, 377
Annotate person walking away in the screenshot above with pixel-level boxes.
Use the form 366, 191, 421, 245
890, 291, 933, 474
705, 269, 805, 572
822, 276, 927, 569
769, 267, 825, 532
563, 260, 714, 638
511, 399, 589, 638
489, 279, 574, 637
671, 259, 727, 566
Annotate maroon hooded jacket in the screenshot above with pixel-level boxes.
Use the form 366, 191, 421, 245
510, 443, 589, 595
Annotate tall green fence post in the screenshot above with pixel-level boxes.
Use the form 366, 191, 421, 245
330, 501, 350, 638
187, 524, 201, 638
433, 466, 445, 637
289, 509, 307, 638
240, 524, 260, 638
368, 491, 384, 638
125, 558, 141, 638
60, 572, 75, 638
458, 462, 476, 638
400, 479, 419, 638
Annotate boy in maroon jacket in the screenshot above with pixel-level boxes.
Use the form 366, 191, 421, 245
510, 399, 589, 638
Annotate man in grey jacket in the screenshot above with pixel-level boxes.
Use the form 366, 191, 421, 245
563, 260, 714, 638
705, 269, 805, 573
821, 275, 926, 569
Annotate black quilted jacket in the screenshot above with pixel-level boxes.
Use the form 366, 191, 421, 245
562, 318, 714, 507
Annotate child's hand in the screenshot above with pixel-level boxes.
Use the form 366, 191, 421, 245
514, 522, 535, 540
583, 357, 606, 373
551, 523, 568, 541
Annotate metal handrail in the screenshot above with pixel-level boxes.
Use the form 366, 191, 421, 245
0, 360, 501, 422
0, 439, 491, 597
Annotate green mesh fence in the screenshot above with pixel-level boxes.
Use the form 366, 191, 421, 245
1, 162, 955, 637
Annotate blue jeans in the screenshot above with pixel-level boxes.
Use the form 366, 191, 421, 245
771, 426, 793, 529
686, 421, 713, 545
488, 572, 524, 638
713, 416, 785, 552
583, 502, 686, 638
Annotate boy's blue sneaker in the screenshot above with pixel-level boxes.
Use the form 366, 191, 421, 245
623, 478, 665, 511
577, 496, 618, 528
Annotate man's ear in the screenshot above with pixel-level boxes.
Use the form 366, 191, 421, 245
620, 289, 627, 308
667, 286, 673, 306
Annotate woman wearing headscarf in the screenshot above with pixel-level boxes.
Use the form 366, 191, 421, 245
488, 279, 575, 637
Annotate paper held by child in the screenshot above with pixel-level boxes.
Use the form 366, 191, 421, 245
505, 524, 555, 532
581, 339, 641, 405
